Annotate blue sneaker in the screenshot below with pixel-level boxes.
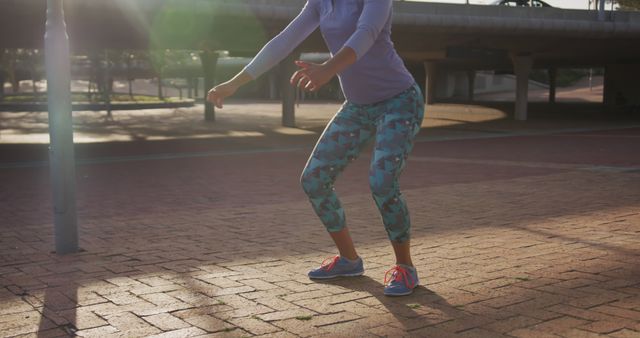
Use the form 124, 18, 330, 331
383, 265, 419, 296
308, 255, 364, 279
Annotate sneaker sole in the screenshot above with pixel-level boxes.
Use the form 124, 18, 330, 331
308, 271, 365, 279
384, 290, 413, 296
384, 284, 420, 297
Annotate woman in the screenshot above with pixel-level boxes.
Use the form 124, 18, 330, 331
207, 0, 424, 296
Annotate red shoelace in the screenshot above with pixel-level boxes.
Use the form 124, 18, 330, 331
320, 255, 341, 271
384, 265, 415, 289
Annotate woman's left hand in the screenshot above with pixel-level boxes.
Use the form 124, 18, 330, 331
290, 60, 335, 92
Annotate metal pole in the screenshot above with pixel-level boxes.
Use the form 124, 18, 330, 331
281, 52, 299, 127
200, 51, 218, 122
598, 0, 606, 21
45, 0, 78, 254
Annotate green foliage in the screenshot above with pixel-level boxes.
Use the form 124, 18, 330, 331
0, 49, 45, 93
611, 0, 640, 10
149, 0, 267, 52
2, 93, 180, 104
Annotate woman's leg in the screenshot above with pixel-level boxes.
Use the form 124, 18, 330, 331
329, 228, 358, 260
391, 240, 413, 267
369, 86, 424, 266
301, 103, 374, 257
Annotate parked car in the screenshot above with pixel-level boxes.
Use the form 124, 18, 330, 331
490, 0, 553, 7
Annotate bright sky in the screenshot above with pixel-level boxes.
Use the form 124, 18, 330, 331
417, 0, 593, 10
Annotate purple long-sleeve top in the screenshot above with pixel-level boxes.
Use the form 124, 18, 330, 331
243, 0, 415, 105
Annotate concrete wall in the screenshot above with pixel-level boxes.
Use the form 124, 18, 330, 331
433, 70, 547, 100
604, 64, 640, 106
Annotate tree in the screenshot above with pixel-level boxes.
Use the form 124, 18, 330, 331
617, 0, 640, 10
607, 0, 640, 10
1, 49, 20, 93
23, 49, 43, 95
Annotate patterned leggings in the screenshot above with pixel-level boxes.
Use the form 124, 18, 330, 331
300, 83, 424, 243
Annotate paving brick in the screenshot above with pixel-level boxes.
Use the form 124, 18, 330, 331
482, 315, 541, 333
228, 317, 282, 335
530, 316, 592, 334
562, 328, 610, 338
59, 308, 108, 330
142, 313, 191, 331
508, 328, 564, 338
609, 329, 640, 338
367, 324, 407, 337
577, 320, 629, 334
457, 327, 511, 338
592, 305, 640, 321
258, 309, 316, 322
105, 311, 161, 336
146, 327, 208, 338
214, 304, 275, 320
75, 325, 119, 337
101, 292, 141, 305
183, 314, 234, 333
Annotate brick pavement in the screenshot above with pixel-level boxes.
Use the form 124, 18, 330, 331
1, 103, 640, 337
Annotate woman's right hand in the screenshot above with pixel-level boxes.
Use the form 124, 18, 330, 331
207, 81, 238, 109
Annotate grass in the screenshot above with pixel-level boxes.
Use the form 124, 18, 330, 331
295, 315, 313, 321
407, 303, 421, 309
1, 92, 184, 104
515, 276, 531, 281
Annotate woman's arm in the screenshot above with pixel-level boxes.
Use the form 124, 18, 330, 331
290, 46, 357, 92
207, 1, 320, 108
343, 0, 393, 60
290, 0, 392, 92
206, 71, 252, 109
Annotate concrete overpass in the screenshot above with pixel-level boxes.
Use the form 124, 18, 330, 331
2, 0, 640, 122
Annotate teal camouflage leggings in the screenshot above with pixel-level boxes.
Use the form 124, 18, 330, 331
300, 83, 424, 243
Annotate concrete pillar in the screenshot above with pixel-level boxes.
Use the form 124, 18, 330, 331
280, 52, 299, 127
548, 67, 557, 104
511, 54, 533, 121
104, 51, 112, 118
424, 61, 438, 105
466, 70, 476, 102
200, 51, 219, 122
406, 62, 426, 101
603, 64, 640, 107
603, 65, 613, 106
598, 0, 606, 21
0, 72, 5, 100
268, 70, 278, 100
45, 0, 78, 254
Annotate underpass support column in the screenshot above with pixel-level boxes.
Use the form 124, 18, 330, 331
0, 72, 5, 100
466, 70, 476, 102
45, 0, 78, 254
424, 61, 439, 105
280, 52, 299, 127
603, 63, 640, 108
200, 51, 219, 122
598, 0, 606, 21
268, 70, 278, 100
548, 67, 557, 104
511, 54, 533, 121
